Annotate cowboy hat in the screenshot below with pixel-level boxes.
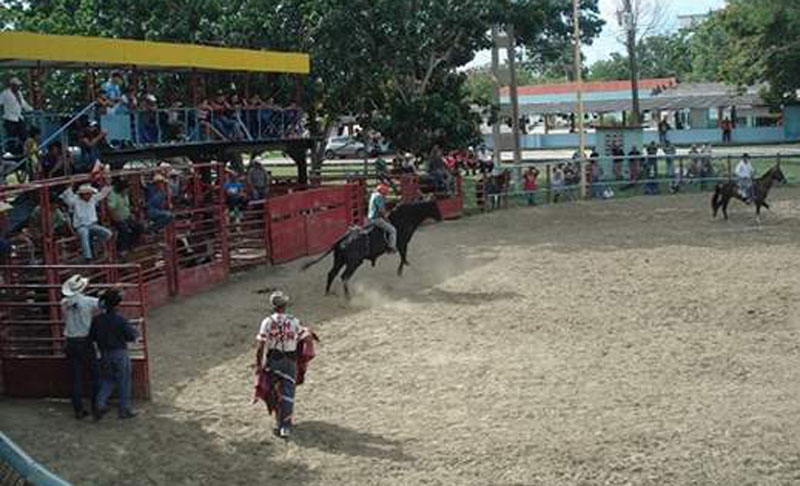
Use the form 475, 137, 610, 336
152, 173, 167, 183
77, 184, 98, 195
8, 77, 22, 86
0, 200, 12, 213
270, 291, 289, 309
62, 274, 89, 297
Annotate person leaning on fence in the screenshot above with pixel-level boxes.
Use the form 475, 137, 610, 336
551, 164, 567, 203
108, 178, 143, 256
523, 167, 539, 206
1, 77, 33, 155
60, 179, 113, 261
663, 140, 677, 180
90, 289, 138, 420
145, 173, 174, 232
368, 183, 397, 253
61, 274, 101, 420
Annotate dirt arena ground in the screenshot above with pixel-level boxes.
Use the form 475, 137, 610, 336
3, 189, 800, 486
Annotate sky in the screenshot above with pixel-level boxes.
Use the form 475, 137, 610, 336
467, 0, 726, 69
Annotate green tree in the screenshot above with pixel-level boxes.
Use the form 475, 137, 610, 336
588, 32, 693, 81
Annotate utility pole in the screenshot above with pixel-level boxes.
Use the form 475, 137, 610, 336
573, 0, 587, 199
491, 26, 502, 168
506, 24, 522, 166
621, 0, 641, 126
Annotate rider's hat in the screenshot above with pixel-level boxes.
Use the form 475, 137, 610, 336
269, 291, 289, 309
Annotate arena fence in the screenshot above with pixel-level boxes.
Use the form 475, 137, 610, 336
0, 432, 71, 486
471, 153, 800, 212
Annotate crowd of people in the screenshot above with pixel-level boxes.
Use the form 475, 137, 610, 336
0, 74, 303, 184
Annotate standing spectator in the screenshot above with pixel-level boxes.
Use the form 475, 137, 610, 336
721, 117, 733, 143
90, 289, 138, 420
61, 180, 113, 261
426, 144, 448, 192
23, 126, 41, 181
522, 167, 539, 206
118, 85, 138, 114
658, 117, 670, 144
60, 274, 100, 419
644, 141, 659, 195
101, 71, 124, 109
1, 77, 33, 154
663, 140, 677, 179
627, 146, 642, 183
247, 158, 271, 200
108, 179, 142, 255
700, 144, 714, 189
611, 143, 624, 180
688, 145, 701, 179
77, 121, 106, 173
40, 141, 72, 178
224, 171, 250, 224
137, 94, 159, 144
551, 164, 567, 203
145, 173, 173, 232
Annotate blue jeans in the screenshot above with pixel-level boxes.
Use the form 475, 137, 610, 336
76, 224, 113, 259
65, 338, 99, 414
147, 209, 173, 232
96, 349, 133, 415
267, 353, 297, 430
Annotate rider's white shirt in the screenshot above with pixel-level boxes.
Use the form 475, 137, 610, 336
736, 161, 754, 179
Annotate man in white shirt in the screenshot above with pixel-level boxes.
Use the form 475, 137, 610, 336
1, 77, 33, 154
60, 274, 101, 419
60, 181, 113, 260
736, 153, 755, 203
254, 291, 304, 438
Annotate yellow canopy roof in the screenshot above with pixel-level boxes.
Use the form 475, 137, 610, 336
0, 31, 310, 74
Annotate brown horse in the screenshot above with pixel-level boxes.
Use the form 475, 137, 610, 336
712, 163, 787, 222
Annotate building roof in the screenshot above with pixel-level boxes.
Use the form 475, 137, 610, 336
502, 78, 677, 97
0, 31, 310, 74
510, 82, 764, 115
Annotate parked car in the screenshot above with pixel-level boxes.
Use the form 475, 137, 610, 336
324, 136, 368, 159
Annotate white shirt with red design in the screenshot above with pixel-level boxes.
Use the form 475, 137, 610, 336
257, 312, 302, 353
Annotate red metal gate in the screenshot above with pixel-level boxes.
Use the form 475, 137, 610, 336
0, 264, 150, 399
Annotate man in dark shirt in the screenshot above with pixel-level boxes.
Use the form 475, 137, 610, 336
89, 289, 138, 420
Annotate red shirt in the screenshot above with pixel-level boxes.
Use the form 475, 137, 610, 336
523, 172, 538, 191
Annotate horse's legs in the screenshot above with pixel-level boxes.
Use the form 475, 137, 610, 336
720, 195, 730, 220
325, 256, 344, 295
756, 203, 762, 225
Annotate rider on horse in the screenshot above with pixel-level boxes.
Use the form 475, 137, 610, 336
368, 183, 397, 253
736, 153, 755, 203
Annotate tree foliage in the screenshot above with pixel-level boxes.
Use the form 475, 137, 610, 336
588, 32, 693, 81
1, 0, 605, 155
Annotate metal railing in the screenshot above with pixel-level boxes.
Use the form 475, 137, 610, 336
0, 432, 71, 486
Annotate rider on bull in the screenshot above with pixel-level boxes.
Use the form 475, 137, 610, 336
368, 183, 397, 253
736, 153, 755, 203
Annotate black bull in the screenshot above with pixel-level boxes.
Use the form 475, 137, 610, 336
301, 200, 442, 297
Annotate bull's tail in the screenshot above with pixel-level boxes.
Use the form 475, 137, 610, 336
301, 245, 337, 272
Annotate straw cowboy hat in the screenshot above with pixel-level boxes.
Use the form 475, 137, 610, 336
8, 77, 22, 86
269, 291, 289, 309
77, 184, 98, 195
152, 173, 167, 183
62, 274, 89, 297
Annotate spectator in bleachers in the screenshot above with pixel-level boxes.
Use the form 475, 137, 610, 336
1, 77, 33, 155
77, 121, 106, 173
41, 141, 72, 178
108, 179, 142, 256
60, 180, 113, 261
101, 71, 124, 108
198, 97, 226, 141
23, 125, 41, 181
60, 273, 101, 419
118, 85, 138, 114
212, 93, 239, 140
145, 173, 173, 232
137, 94, 159, 144
95, 89, 113, 117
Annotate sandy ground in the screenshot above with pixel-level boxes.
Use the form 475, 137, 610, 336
3, 188, 800, 486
